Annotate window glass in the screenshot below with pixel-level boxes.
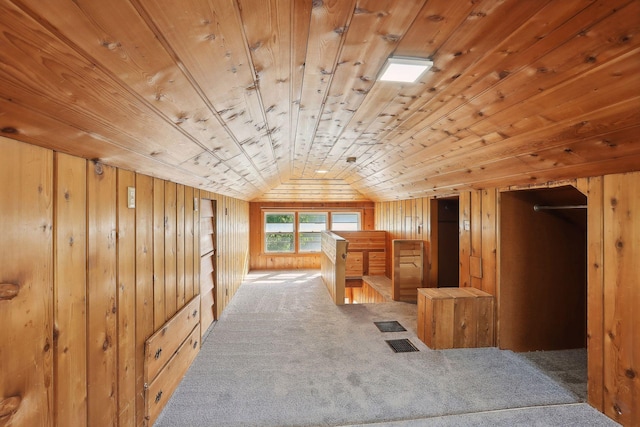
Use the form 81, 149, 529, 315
331, 212, 360, 231
265, 213, 295, 253
298, 213, 327, 252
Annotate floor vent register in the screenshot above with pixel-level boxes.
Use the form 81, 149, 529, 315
385, 339, 419, 353
374, 321, 407, 333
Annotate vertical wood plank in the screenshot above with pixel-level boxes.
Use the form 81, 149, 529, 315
54, 153, 87, 427
184, 186, 195, 303
470, 190, 483, 289
216, 196, 225, 314
86, 161, 117, 426
453, 297, 476, 348
116, 169, 136, 426
429, 198, 439, 287
164, 182, 177, 319
153, 178, 165, 330
434, 298, 455, 349
603, 172, 639, 425
193, 188, 201, 298
459, 192, 471, 287
480, 189, 497, 295
176, 184, 186, 310
134, 174, 154, 427
578, 176, 604, 412
0, 138, 53, 427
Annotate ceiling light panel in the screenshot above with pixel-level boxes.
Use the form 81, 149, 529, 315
378, 57, 433, 83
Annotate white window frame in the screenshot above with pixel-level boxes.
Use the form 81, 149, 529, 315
262, 209, 364, 254
264, 212, 295, 253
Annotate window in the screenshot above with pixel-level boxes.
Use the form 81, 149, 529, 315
263, 209, 363, 254
331, 212, 361, 231
265, 213, 295, 253
298, 213, 327, 252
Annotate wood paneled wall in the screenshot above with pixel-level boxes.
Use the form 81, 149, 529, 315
375, 173, 639, 426
249, 202, 374, 270
202, 191, 250, 319
0, 140, 53, 427
578, 172, 639, 426
0, 136, 249, 426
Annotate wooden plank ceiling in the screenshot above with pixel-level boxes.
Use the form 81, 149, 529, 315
0, 0, 638, 202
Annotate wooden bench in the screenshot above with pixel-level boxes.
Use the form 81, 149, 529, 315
344, 275, 391, 303
417, 287, 494, 349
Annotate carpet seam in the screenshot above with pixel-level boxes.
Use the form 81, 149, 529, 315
335, 402, 589, 426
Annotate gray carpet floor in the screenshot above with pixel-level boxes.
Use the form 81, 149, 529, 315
155, 270, 618, 427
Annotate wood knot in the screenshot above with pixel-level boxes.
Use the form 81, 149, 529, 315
0, 395, 22, 418
382, 34, 401, 43
615, 239, 623, 249
312, 0, 323, 8
0, 283, 20, 300
1, 127, 18, 134
625, 368, 635, 379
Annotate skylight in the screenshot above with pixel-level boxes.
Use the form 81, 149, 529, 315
378, 57, 433, 83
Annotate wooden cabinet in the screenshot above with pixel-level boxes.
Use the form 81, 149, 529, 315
392, 240, 424, 302
144, 296, 201, 425
417, 287, 494, 349
334, 231, 387, 278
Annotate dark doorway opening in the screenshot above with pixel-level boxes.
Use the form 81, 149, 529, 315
431, 197, 459, 288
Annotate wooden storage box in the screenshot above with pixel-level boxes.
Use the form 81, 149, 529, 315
417, 287, 494, 349
392, 240, 424, 302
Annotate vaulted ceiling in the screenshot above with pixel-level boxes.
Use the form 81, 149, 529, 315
1, 0, 638, 202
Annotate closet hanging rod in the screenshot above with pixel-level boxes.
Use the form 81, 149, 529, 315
533, 204, 587, 212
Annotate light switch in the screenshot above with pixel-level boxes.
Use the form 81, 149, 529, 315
127, 187, 135, 209
194, 197, 199, 212
464, 220, 470, 231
